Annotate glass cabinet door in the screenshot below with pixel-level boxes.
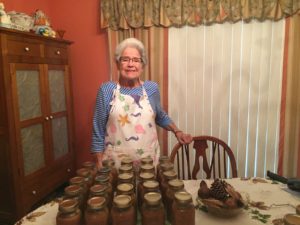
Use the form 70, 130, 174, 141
12, 64, 46, 176
47, 66, 70, 159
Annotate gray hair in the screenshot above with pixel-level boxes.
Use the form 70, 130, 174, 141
115, 38, 148, 65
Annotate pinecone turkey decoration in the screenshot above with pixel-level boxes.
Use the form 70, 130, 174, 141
209, 179, 230, 201
198, 179, 245, 212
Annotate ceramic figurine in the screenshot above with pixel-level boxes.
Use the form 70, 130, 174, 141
0, 2, 12, 28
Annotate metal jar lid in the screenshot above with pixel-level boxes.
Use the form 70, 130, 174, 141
95, 174, 109, 184
139, 172, 155, 181
168, 179, 184, 190
121, 157, 133, 166
64, 184, 82, 196
117, 183, 134, 193
160, 162, 174, 171
102, 159, 115, 167
76, 168, 90, 177
69, 176, 85, 185
119, 165, 133, 174
141, 157, 153, 165
90, 184, 107, 194
174, 191, 193, 205
59, 199, 78, 213
159, 155, 170, 163
87, 196, 106, 210
82, 161, 95, 169
113, 195, 132, 208
98, 167, 111, 175
144, 192, 162, 206
143, 180, 159, 190
118, 172, 134, 181
140, 164, 155, 172
163, 170, 177, 180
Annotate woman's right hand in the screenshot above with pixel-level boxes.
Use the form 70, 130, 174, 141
94, 152, 103, 170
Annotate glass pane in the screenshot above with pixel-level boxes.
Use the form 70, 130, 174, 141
21, 124, 45, 175
52, 117, 69, 159
16, 70, 42, 121
48, 70, 66, 113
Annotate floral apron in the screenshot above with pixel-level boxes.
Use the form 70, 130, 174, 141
103, 83, 160, 169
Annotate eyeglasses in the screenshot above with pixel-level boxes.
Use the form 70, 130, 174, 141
119, 57, 143, 64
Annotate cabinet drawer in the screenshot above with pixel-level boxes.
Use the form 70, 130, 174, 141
44, 45, 68, 59
6, 39, 42, 57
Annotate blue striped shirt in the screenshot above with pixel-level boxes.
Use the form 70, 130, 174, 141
91, 81, 173, 152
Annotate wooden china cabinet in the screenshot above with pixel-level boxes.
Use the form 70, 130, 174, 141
0, 27, 75, 224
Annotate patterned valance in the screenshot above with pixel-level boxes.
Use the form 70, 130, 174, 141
100, 0, 300, 30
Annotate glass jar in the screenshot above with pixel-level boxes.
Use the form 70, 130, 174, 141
64, 184, 84, 212
161, 170, 177, 203
172, 191, 195, 225
102, 159, 118, 190
89, 184, 111, 208
141, 192, 165, 225
121, 157, 133, 167
56, 199, 81, 225
84, 196, 109, 225
157, 162, 174, 188
76, 168, 93, 188
116, 183, 136, 207
111, 195, 135, 225
140, 156, 153, 166
82, 161, 97, 180
140, 164, 155, 177
138, 172, 155, 208
117, 172, 135, 188
97, 167, 113, 184
94, 174, 113, 207
156, 156, 170, 181
69, 176, 88, 206
165, 179, 185, 222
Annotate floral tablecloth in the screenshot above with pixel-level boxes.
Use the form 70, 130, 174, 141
16, 178, 300, 225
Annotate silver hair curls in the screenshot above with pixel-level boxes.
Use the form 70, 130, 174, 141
115, 38, 148, 66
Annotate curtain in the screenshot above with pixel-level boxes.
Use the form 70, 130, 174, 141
168, 20, 286, 178
279, 14, 300, 177
101, 0, 300, 30
106, 27, 170, 154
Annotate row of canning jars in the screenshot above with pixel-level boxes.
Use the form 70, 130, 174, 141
56, 155, 195, 225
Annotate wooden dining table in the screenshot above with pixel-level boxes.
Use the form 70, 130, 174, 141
15, 177, 300, 225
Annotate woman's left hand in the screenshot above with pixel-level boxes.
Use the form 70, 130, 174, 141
175, 131, 193, 144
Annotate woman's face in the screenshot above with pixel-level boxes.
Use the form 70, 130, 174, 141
118, 47, 144, 81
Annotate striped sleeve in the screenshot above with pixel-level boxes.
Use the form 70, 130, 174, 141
91, 82, 115, 152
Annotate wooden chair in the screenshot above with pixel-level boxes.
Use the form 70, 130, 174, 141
170, 135, 238, 179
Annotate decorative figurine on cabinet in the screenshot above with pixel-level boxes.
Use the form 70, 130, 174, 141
32, 9, 56, 37
0, 2, 12, 28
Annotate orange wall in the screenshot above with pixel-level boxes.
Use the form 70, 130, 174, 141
2, 0, 110, 168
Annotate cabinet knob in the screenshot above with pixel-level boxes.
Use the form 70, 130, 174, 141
32, 190, 37, 195
55, 50, 61, 55
45, 117, 49, 121
67, 168, 71, 173
24, 47, 30, 52
49, 115, 53, 119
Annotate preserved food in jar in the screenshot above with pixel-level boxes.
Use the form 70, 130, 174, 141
76, 168, 93, 188
141, 192, 165, 225
56, 199, 81, 225
172, 191, 195, 225
94, 175, 113, 207
84, 196, 109, 225
64, 184, 84, 211
111, 195, 135, 225
165, 179, 184, 222
138, 172, 155, 208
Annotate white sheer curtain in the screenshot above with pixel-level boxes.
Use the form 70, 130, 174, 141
168, 20, 285, 178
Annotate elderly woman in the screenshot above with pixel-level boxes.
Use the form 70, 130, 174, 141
91, 37, 192, 169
